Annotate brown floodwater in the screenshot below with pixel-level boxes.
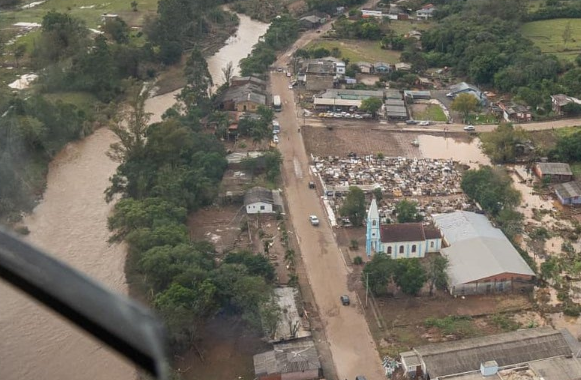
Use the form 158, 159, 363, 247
418, 134, 491, 167
0, 13, 268, 380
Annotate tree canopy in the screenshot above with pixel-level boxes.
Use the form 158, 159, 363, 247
480, 123, 528, 164
340, 186, 366, 226
395, 199, 423, 223
461, 166, 521, 216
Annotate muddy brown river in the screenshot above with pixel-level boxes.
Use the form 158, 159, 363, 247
0, 13, 267, 380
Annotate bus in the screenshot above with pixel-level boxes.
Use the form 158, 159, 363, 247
273, 95, 282, 112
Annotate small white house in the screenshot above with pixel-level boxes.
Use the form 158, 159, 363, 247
244, 187, 275, 214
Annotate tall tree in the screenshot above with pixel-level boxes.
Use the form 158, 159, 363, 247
480, 123, 527, 164
395, 199, 423, 223
562, 21, 572, 46
180, 48, 213, 110
222, 61, 234, 85
107, 84, 152, 164
340, 186, 366, 227
362, 252, 396, 295
393, 259, 427, 296
451, 93, 479, 121
360, 97, 383, 118
427, 256, 449, 296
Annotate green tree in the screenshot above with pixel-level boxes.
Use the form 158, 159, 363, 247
180, 48, 213, 110
461, 166, 521, 216
131, 0, 138, 11
451, 93, 480, 121
33, 11, 89, 66
481, 123, 527, 164
362, 252, 396, 295
372, 187, 383, 203
395, 199, 423, 223
224, 251, 275, 282
340, 186, 366, 227
107, 84, 152, 166
427, 256, 448, 296
13, 44, 26, 68
264, 149, 282, 183
103, 17, 130, 44
360, 97, 383, 117
563, 21, 572, 46
393, 258, 427, 295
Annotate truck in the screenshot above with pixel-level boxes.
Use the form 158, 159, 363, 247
273, 95, 281, 112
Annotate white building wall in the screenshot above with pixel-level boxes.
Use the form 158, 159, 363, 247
246, 202, 274, 214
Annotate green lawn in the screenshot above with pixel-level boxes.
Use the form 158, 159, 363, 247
465, 113, 500, 125
2, 0, 159, 28
388, 20, 433, 36
521, 18, 581, 62
306, 39, 401, 64
412, 104, 447, 121
43, 92, 99, 110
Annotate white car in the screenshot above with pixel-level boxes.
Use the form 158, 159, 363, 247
309, 215, 320, 226
464, 125, 475, 131
354, 114, 363, 119
419, 121, 430, 126
273, 135, 279, 143
288, 85, 293, 89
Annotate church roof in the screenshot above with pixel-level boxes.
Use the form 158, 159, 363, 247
380, 223, 441, 243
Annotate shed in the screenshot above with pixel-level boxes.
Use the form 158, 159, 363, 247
395, 62, 412, 71
534, 162, 573, 183
357, 61, 373, 74
244, 187, 275, 214
400, 327, 579, 379
554, 181, 581, 205
384, 98, 407, 119
374, 62, 391, 73
253, 338, 322, 380
404, 90, 431, 101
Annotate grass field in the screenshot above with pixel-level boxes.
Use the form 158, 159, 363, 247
412, 104, 447, 121
2, 0, 159, 28
388, 20, 432, 36
306, 39, 401, 64
521, 18, 581, 62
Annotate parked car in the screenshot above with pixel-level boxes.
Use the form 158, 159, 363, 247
308, 181, 315, 189
309, 215, 320, 226
288, 85, 293, 89
286, 72, 291, 77
405, 119, 418, 125
354, 114, 363, 119
273, 135, 279, 143
419, 120, 431, 126
464, 125, 475, 131
340, 295, 350, 306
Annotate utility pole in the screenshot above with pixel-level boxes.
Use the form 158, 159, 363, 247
365, 272, 369, 308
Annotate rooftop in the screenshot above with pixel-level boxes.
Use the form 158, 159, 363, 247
253, 338, 321, 377
401, 327, 577, 379
319, 88, 384, 100
434, 211, 534, 286
536, 162, 573, 176
380, 223, 441, 243
244, 187, 274, 205
555, 181, 581, 199
552, 94, 581, 107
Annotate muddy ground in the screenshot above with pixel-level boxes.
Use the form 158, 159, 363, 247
175, 316, 270, 380
302, 124, 471, 158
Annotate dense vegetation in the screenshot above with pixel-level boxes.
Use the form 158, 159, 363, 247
0, 0, 238, 223
240, 15, 299, 75
419, 0, 581, 114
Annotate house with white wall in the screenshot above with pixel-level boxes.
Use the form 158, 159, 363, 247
366, 199, 442, 258
244, 187, 276, 214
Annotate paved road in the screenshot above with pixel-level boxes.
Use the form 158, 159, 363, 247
271, 74, 385, 380
300, 115, 581, 133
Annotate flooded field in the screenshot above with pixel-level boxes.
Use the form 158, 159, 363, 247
418, 134, 491, 167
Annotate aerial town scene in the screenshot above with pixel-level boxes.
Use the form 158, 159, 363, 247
4, 0, 581, 380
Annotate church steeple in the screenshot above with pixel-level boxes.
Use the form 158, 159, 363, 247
366, 198, 380, 256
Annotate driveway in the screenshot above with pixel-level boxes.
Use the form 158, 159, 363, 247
270, 75, 385, 380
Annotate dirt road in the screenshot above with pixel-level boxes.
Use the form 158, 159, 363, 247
271, 76, 385, 380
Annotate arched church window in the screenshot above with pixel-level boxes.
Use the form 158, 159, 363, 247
399, 246, 404, 254
372, 220, 376, 226
412, 245, 417, 253
387, 247, 392, 254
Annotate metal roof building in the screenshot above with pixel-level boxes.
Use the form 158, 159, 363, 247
555, 181, 581, 205
433, 211, 534, 295
253, 338, 322, 380
400, 327, 581, 380
385, 98, 407, 119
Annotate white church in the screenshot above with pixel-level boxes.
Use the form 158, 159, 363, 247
365, 199, 442, 258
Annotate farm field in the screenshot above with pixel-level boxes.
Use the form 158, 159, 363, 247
521, 18, 581, 62
306, 39, 401, 64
